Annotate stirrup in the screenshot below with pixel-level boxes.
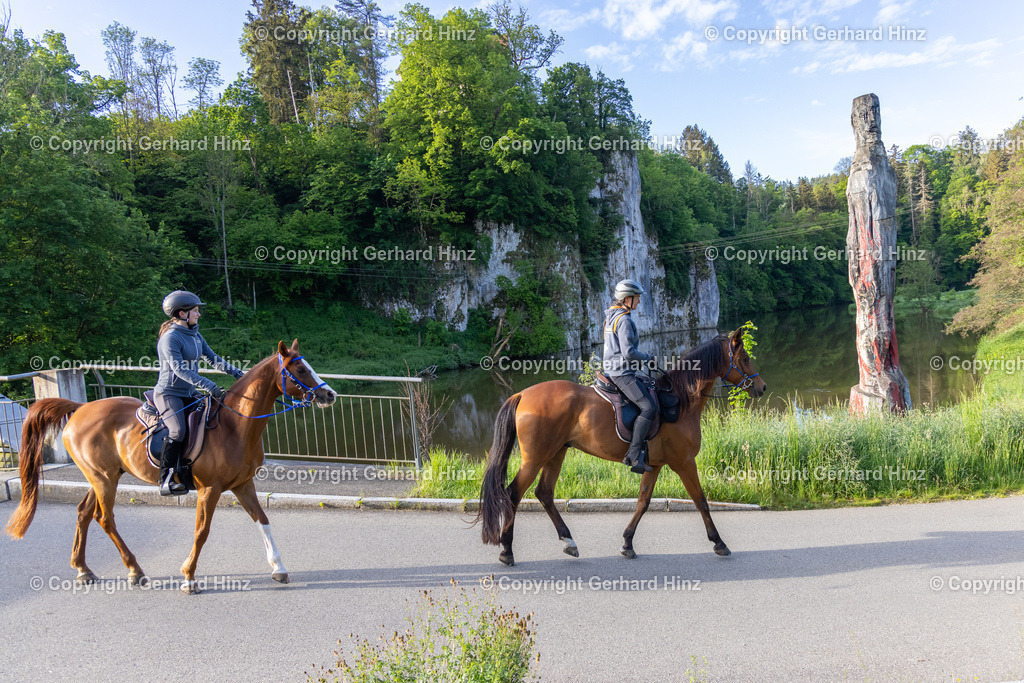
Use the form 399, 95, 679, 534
159, 468, 187, 496
623, 444, 652, 474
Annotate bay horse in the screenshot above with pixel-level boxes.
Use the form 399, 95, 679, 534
478, 328, 766, 566
5, 340, 336, 593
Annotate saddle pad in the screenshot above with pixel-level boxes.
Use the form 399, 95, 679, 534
135, 397, 211, 467
592, 384, 662, 443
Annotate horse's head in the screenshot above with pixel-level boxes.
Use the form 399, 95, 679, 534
277, 340, 337, 407
722, 328, 767, 398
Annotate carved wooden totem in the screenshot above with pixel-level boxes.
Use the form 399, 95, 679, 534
846, 94, 912, 414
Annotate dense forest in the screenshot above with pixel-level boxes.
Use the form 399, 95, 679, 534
1, 1, 1021, 376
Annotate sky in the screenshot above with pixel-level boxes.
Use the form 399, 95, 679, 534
7, 0, 1024, 181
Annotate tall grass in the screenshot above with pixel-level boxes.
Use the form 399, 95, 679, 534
415, 394, 1024, 509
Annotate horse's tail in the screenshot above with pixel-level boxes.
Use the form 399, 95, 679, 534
6, 398, 82, 539
477, 393, 522, 545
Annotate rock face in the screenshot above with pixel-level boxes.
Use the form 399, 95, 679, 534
373, 152, 720, 350
580, 152, 719, 347
845, 93, 912, 413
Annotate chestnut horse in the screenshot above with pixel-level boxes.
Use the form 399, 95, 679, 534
6, 340, 336, 593
478, 328, 766, 566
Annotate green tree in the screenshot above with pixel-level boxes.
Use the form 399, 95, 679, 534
949, 121, 1024, 334
241, 0, 310, 124
488, 0, 563, 73
183, 57, 223, 111
0, 29, 181, 369
679, 124, 732, 184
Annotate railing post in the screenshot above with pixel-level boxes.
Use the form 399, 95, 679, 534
91, 368, 107, 400
406, 381, 422, 470
32, 369, 87, 463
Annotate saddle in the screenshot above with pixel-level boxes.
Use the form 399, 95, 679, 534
135, 391, 217, 476
593, 372, 682, 444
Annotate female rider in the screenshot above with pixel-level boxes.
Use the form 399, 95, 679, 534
154, 290, 244, 495
603, 279, 655, 474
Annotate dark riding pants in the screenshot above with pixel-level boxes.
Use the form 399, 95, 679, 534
609, 374, 656, 421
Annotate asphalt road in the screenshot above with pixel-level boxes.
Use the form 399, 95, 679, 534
2, 497, 1024, 682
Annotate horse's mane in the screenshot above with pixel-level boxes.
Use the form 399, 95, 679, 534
658, 335, 728, 414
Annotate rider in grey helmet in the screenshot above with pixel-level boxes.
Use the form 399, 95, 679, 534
153, 290, 244, 495
603, 279, 655, 473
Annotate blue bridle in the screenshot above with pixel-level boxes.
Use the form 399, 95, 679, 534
211, 354, 330, 420
726, 344, 760, 390
278, 354, 328, 407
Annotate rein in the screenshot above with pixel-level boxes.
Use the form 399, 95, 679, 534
141, 397, 202, 435
213, 354, 327, 420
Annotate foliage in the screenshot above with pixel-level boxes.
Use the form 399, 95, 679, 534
2, 5, 1021, 378
306, 582, 537, 683
727, 321, 757, 410
948, 118, 1024, 335
0, 27, 182, 371
493, 262, 566, 356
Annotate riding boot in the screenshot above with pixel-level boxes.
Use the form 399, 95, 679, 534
623, 416, 653, 474
158, 439, 187, 496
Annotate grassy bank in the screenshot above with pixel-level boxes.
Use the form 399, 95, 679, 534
414, 322, 1024, 509
198, 300, 490, 377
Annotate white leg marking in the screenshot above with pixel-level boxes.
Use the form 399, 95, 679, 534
259, 523, 287, 575
563, 538, 577, 551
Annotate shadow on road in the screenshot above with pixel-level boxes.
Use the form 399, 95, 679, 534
251, 529, 1024, 592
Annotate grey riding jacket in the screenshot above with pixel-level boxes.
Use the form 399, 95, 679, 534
155, 325, 243, 398
602, 306, 652, 377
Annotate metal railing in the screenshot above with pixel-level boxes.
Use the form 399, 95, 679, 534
0, 398, 31, 468
84, 367, 424, 467
0, 373, 37, 469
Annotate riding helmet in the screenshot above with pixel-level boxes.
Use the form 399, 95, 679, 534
162, 290, 205, 317
613, 279, 645, 300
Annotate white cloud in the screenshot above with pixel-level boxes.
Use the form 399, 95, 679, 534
539, 7, 602, 34
874, 0, 912, 25
660, 31, 709, 69
792, 36, 1000, 74
584, 42, 640, 71
602, 0, 738, 40
811, 99, 825, 106
762, 0, 863, 25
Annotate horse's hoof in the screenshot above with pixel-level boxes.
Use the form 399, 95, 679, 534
128, 573, 148, 587
621, 547, 637, 559
562, 538, 579, 557
272, 572, 289, 584
76, 571, 97, 585
714, 544, 731, 557
181, 580, 201, 595
499, 552, 515, 566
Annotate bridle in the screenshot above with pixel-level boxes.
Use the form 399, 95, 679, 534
694, 341, 760, 399
277, 354, 328, 407
212, 354, 329, 420
726, 343, 760, 390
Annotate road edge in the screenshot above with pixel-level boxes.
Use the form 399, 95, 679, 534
0, 478, 761, 513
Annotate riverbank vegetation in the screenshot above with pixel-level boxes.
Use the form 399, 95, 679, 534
414, 316, 1024, 509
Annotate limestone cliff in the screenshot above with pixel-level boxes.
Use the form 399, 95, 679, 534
373, 152, 720, 350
